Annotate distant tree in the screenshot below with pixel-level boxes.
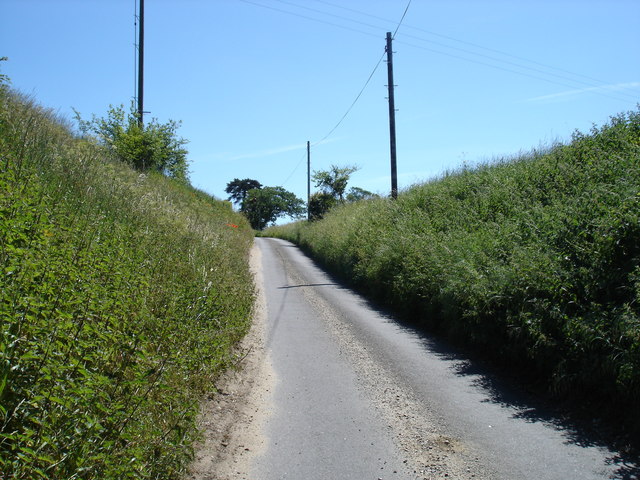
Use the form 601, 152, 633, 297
225, 178, 262, 210
0, 57, 9, 88
308, 192, 336, 220
0, 57, 11, 93
75, 103, 190, 182
243, 186, 305, 230
310, 164, 368, 219
312, 164, 359, 202
346, 186, 377, 203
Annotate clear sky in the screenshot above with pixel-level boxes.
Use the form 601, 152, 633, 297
2, 0, 639, 214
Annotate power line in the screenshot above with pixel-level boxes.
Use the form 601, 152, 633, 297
312, 0, 412, 146
399, 20, 638, 98
279, 0, 412, 188
279, 48, 380, 187
251, 0, 636, 188
271, 0, 387, 33
392, 0, 411, 39
281, 150, 308, 187
313, 52, 386, 147
395, 38, 634, 104
236, 0, 380, 40
306, 0, 638, 101
241, 0, 637, 103
397, 32, 636, 103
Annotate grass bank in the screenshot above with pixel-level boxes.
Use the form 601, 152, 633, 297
266, 110, 640, 432
0, 86, 255, 478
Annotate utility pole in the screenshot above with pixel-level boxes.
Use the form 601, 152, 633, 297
386, 32, 398, 199
307, 141, 311, 220
137, 0, 144, 127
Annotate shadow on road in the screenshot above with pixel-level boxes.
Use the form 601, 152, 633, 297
277, 283, 339, 289
391, 315, 640, 480
265, 238, 640, 479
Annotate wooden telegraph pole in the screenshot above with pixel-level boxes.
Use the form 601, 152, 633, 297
386, 32, 398, 199
137, 0, 145, 126
307, 141, 311, 220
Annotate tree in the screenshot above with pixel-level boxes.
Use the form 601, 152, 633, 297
310, 164, 365, 219
308, 192, 336, 220
0, 57, 9, 88
225, 178, 262, 209
312, 164, 359, 202
346, 186, 376, 203
243, 186, 305, 230
75, 104, 190, 182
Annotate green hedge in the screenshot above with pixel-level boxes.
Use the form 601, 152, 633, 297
267, 110, 640, 429
1, 89, 255, 478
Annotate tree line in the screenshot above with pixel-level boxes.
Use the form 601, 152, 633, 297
226, 165, 376, 230
70, 90, 375, 230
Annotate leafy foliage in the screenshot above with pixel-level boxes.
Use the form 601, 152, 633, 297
310, 164, 368, 219
346, 186, 376, 203
312, 164, 359, 201
308, 192, 336, 220
243, 186, 305, 230
225, 178, 263, 209
1, 88, 254, 478
224, 179, 305, 230
0, 57, 9, 88
75, 104, 190, 182
266, 109, 640, 431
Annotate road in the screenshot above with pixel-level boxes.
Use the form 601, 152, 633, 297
248, 237, 638, 480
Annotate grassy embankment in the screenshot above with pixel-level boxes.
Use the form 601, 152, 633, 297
1, 86, 255, 477
266, 110, 640, 432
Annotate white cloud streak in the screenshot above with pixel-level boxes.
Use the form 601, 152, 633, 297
525, 82, 640, 103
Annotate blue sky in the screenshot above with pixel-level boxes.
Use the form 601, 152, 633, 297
2, 0, 639, 214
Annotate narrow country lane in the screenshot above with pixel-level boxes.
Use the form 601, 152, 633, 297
248, 237, 638, 480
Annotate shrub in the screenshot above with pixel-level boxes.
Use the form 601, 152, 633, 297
75, 104, 190, 182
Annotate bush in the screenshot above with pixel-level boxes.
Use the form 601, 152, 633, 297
75, 104, 190, 182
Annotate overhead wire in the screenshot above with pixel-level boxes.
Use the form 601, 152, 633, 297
280, 150, 308, 187
236, 0, 380, 40
240, 0, 636, 101
312, 52, 386, 148
309, 0, 639, 100
278, 0, 412, 187
235, 0, 383, 189
271, 0, 388, 33
237, 0, 637, 186
394, 38, 634, 104
312, 0, 412, 146
395, 33, 635, 103
392, 0, 411, 38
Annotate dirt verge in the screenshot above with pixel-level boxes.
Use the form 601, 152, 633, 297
185, 243, 274, 480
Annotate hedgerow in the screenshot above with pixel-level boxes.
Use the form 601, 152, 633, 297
0, 87, 254, 478
266, 109, 640, 430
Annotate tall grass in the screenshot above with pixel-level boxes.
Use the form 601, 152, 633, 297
0, 86, 255, 478
267, 110, 640, 429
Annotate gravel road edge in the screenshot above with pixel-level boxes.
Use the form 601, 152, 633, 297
186, 241, 274, 480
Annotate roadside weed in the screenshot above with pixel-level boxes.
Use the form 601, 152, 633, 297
1, 89, 254, 478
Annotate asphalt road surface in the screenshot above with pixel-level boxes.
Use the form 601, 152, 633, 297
249, 237, 638, 480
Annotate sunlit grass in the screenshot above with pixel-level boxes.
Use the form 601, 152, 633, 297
0, 88, 255, 478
